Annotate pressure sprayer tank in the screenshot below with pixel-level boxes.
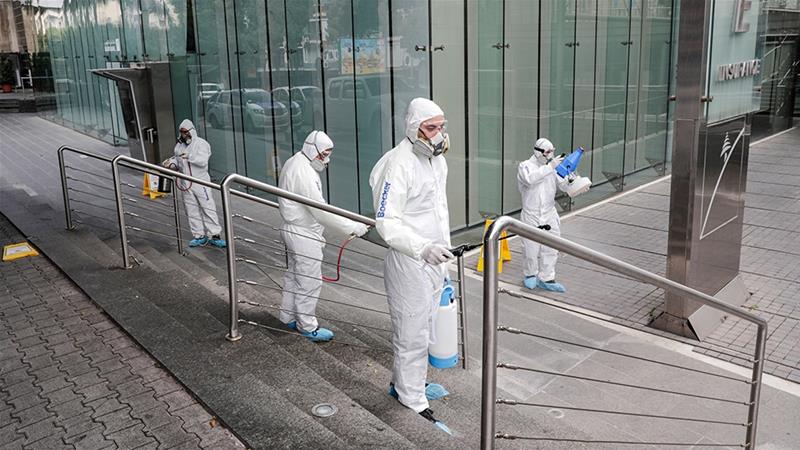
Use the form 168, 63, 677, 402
556, 146, 585, 178
429, 281, 459, 369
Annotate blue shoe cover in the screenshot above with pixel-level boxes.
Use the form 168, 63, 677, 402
425, 383, 449, 400
419, 408, 453, 436
286, 321, 297, 330
523, 276, 538, 290
208, 238, 227, 248
537, 278, 566, 293
434, 420, 453, 435
388, 383, 449, 401
299, 326, 334, 342
189, 236, 208, 247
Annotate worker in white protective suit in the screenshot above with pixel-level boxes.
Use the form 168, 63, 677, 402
163, 119, 226, 248
369, 98, 453, 427
517, 137, 570, 293
279, 130, 369, 342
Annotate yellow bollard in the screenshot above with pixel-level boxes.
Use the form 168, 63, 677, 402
476, 219, 512, 273
142, 173, 166, 199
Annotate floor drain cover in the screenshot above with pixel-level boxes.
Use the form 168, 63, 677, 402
311, 403, 337, 418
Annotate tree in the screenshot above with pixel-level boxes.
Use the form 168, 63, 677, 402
0, 58, 15, 86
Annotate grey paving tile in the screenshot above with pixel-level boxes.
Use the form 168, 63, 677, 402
0, 203, 246, 449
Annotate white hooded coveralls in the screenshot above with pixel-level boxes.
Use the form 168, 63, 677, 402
517, 152, 570, 281
369, 98, 450, 413
279, 131, 365, 333
173, 119, 222, 239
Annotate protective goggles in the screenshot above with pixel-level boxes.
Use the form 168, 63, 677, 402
305, 131, 332, 161
420, 120, 448, 134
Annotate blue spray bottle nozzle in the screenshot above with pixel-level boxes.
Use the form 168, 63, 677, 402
556, 146, 585, 178
440, 280, 455, 306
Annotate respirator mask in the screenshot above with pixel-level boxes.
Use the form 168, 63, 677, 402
533, 145, 553, 164
306, 131, 331, 172
310, 156, 330, 172
412, 128, 450, 158
178, 131, 192, 145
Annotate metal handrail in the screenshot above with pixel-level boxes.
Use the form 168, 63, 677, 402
220, 173, 375, 341
58, 145, 115, 231
108, 155, 281, 267
61, 146, 470, 368
480, 216, 767, 450
110, 155, 188, 264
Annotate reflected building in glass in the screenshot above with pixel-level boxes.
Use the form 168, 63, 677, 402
25, 0, 799, 231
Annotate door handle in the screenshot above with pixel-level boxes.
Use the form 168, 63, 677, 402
432, 45, 445, 52
415, 45, 427, 52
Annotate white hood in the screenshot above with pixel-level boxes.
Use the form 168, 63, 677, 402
301, 130, 334, 160
179, 119, 198, 140
404, 98, 444, 141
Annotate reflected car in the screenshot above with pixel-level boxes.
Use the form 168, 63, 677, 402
199, 83, 223, 100
326, 74, 415, 135
206, 89, 290, 132
270, 86, 308, 127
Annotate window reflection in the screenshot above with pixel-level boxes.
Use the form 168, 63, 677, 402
31, 0, 698, 231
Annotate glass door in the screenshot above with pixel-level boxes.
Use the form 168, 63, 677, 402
391, 0, 430, 144
321, 0, 360, 212
194, 0, 238, 179
286, 1, 327, 151
592, 0, 631, 191
232, 0, 277, 185
353, 0, 392, 214
573, 0, 598, 175
501, 0, 540, 215
623, 0, 643, 176
635, 0, 673, 173
432, 0, 468, 228
539, 1, 577, 155
468, 0, 504, 224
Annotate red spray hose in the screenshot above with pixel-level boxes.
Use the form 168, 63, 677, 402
322, 235, 357, 282
168, 161, 193, 192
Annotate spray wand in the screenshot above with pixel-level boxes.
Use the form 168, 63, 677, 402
448, 224, 551, 257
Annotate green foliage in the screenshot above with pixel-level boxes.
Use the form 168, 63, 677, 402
0, 58, 15, 85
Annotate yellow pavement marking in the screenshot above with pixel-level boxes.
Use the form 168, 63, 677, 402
3, 242, 39, 261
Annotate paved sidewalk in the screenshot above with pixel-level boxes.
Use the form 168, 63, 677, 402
1, 113, 797, 383
467, 127, 800, 383
0, 213, 245, 450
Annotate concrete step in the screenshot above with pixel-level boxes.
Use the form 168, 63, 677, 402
93, 237, 458, 447
128, 229, 483, 446
83, 270, 351, 450
1, 188, 397, 448
2, 186, 556, 447
118, 259, 418, 448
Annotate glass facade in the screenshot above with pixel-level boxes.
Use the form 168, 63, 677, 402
752, 1, 800, 140
30, 0, 683, 231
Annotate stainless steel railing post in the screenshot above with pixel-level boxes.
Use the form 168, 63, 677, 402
745, 323, 767, 448
457, 255, 469, 370
480, 216, 768, 449
220, 174, 241, 342
110, 155, 131, 269
58, 146, 75, 230
170, 176, 184, 255
480, 217, 510, 450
